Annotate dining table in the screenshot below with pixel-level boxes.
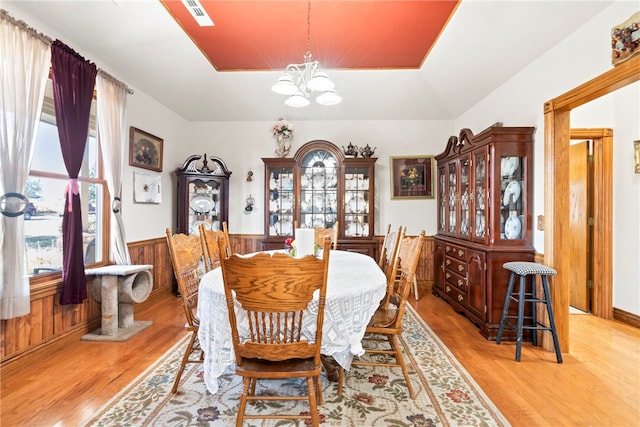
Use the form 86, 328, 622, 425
196, 249, 387, 394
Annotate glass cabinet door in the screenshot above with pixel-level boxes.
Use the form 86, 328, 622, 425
187, 179, 222, 234
447, 162, 457, 234
344, 164, 371, 237
473, 149, 487, 241
500, 156, 524, 240
267, 166, 295, 237
438, 165, 446, 233
459, 156, 470, 238
299, 149, 338, 230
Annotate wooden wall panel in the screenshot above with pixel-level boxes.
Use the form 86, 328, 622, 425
2, 234, 436, 364
1, 237, 174, 364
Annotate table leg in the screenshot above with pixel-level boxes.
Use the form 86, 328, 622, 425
321, 355, 340, 382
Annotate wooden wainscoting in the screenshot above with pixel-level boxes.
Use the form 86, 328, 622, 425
0, 237, 174, 366
1, 233, 435, 366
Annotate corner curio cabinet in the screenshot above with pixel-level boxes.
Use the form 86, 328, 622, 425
433, 125, 535, 340
262, 140, 377, 257
175, 154, 232, 235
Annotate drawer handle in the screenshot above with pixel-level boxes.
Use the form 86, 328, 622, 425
458, 265, 464, 272
446, 285, 451, 293
457, 279, 463, 287
446, 259, 451, 266
446, 246, 451, 252
457, 294, 464, 302
446, 273, 451, 279
458, 250, 464, 257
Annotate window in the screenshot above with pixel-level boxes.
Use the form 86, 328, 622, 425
26, 79, 107, 277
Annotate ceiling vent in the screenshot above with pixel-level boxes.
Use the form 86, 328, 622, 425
181, 0, 214, 27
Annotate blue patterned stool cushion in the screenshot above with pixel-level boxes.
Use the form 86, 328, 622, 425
503, 261, 557, 276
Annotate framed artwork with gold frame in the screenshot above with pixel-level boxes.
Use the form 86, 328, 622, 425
390, 155, 435, 199
129, 127, 163, 172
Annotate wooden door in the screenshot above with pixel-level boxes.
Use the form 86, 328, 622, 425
569, 140, 591, 312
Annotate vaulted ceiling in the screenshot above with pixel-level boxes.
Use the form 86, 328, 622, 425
3, 1, 615, 122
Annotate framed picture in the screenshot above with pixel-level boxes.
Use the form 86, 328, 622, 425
390, 155, 435, 199
129, 127, 163, 172
133, 171, 162, 204
611, 11, 640, 67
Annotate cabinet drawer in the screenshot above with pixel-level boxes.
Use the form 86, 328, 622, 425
445, 256, 467, 276
444, 243, 466, 260
445, 269, 466, 290
444, 282, 466, 305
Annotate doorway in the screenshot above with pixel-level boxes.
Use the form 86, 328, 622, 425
569, 138, 593, 313
568, 129, 613, 319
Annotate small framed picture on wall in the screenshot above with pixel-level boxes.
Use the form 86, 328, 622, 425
129, 127, 163, 172
390, 155, 435, 199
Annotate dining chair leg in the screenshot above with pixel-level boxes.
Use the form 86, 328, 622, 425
236, 377, 250, 427
171, 331, 197, 394
315, 375, 324, 405
307, 377, 320, 426
337, 366, 344, 397
391, 334, 416, 399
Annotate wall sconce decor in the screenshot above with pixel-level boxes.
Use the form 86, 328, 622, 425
634, 140, 640, 174
246, 170, 253, 182
244, 194, 255, 213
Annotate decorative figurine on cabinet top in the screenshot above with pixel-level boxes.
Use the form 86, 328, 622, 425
342, 142, 358, 157
359, 144, 376, 158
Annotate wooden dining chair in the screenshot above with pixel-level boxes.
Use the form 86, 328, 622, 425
379, 225, 404, 283
165, 228, 204, 394
198, 221, 231, 272
217, 237, 332, 427
338, 230, 426, 400
314, 221, 338, 250
377, 224, 392, 266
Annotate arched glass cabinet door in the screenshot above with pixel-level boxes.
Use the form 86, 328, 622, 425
299, 149, 338, 229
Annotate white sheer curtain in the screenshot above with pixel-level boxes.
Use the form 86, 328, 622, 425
96, 71, 131, 265
0, 11, 52, 319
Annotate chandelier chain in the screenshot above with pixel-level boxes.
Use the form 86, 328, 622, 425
306, 0, 311, 55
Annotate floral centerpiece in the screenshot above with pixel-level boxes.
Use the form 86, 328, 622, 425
284, 237, 295, 256
271, 117, 294, 157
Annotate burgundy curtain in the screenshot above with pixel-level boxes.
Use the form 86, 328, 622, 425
51, 40, 97, 305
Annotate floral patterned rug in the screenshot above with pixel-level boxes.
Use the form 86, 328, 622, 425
84, 306, 509, 426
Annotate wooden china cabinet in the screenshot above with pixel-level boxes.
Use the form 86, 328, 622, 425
261, 140, 378, 257
433, 125, 535, 340
175, 154, 232, 235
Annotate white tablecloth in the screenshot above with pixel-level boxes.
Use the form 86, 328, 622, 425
196, 250, 387, 394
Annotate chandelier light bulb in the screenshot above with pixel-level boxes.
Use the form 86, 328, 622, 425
285, 94, 311, 108
272, 76, 298, 95
316, 89, 342, 106
307, 71, 334, 92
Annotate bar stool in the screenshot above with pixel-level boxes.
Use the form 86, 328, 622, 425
496, 261, 563, 363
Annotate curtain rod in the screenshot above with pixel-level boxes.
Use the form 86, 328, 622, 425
98, 69, 135, 95
1, 8, 134, 95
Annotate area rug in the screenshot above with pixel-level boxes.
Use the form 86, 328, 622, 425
84, 305, 510, 426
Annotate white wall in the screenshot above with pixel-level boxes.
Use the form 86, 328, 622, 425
123, 90, 189, 242
183, 120, 453, 237
453, 1, 640, 315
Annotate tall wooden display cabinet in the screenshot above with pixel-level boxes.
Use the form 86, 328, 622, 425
433, 125, 535, 340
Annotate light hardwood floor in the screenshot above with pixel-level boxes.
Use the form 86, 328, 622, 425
1, 289, 639, 426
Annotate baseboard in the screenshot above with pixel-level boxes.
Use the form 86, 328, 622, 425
613, 307, 640, 329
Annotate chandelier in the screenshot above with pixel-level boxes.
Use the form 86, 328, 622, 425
271, 0, 341, 107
